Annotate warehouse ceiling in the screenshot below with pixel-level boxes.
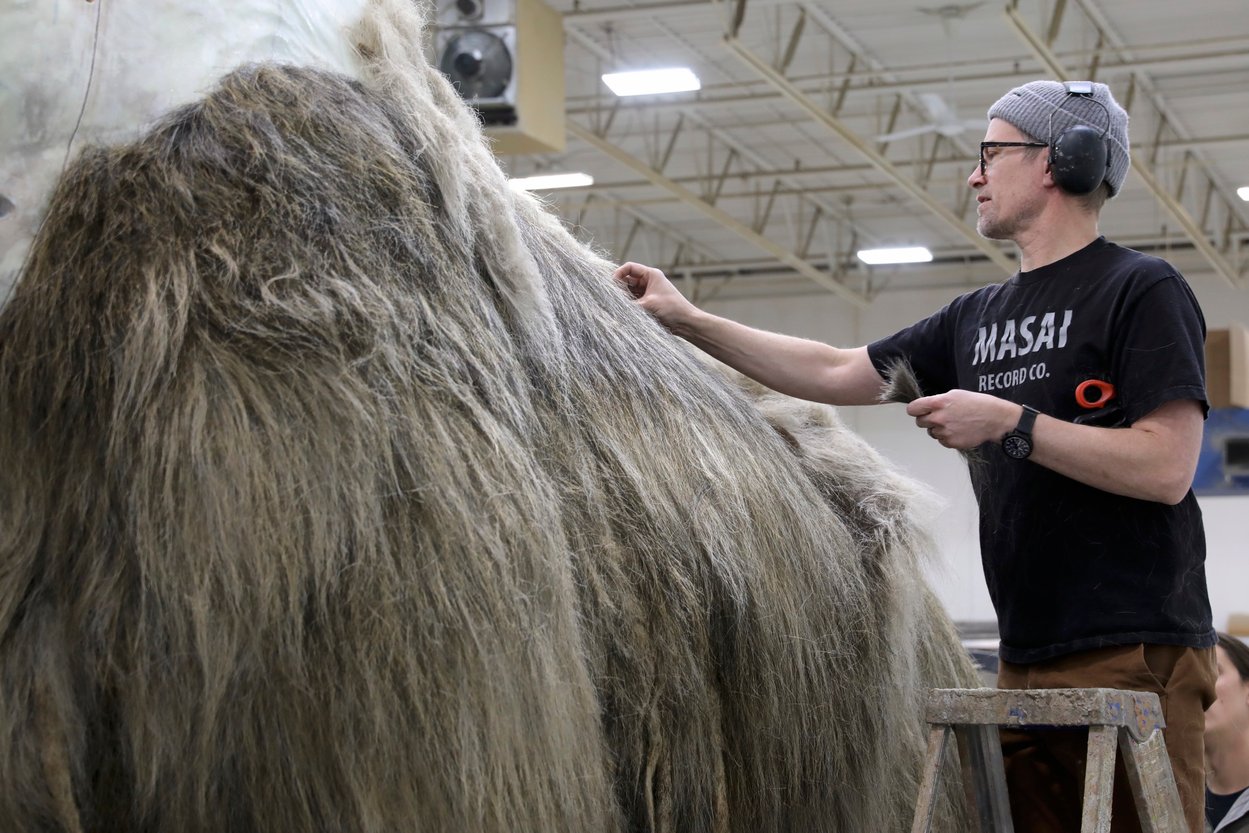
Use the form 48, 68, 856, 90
2, 1, 1246, 308
494, 0, 1249, 305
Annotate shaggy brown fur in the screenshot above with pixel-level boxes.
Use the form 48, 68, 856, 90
0, 2, 979, 831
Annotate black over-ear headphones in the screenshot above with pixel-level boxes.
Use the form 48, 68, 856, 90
1048, 81, 1113, 195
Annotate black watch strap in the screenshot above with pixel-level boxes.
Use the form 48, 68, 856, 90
1015, 404, 1038, 435
1002, 404, 1039, 460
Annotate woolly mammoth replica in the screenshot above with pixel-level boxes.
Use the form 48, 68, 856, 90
0, 2, 980, 830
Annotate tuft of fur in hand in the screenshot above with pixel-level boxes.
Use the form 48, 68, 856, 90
0, 2, 979, 831
879, 358, 925, 405
880, 358, 984, 464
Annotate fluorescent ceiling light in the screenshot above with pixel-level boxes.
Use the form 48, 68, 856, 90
1238, 186, 1249, 202
508, 172, 594, 191
856, 246, 934, 265
602, 68, 700, 97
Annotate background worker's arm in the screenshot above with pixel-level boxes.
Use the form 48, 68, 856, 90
614, 262, 886, 406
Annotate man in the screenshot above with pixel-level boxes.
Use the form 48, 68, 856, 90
1206, 633, 1249, 833
615, 80, 1216, 833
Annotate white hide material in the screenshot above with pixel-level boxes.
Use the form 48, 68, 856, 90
0, 0, 371, 296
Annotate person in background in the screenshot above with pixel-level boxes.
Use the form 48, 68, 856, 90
1206, 632, 1249, 832
615, 79, 1216, 833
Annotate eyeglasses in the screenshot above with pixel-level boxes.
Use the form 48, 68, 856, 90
979, 141, 1048, 175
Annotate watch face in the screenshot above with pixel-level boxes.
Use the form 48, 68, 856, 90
1002, 433, 1032, 460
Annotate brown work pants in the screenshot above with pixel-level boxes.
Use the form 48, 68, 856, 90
997, 644, 1216, 833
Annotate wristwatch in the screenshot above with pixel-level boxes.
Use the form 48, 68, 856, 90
1001, 405, 1039, 460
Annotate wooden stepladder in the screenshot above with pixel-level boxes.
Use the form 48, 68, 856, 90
910, 688, 1186, 833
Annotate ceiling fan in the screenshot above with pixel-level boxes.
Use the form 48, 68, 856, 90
876, 3, 988, 143
917, 2, 987, 37
876, 92, 984, 143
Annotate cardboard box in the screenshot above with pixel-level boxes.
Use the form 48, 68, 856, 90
1227, 613, 1249, 637
1206, 323, 1249, 409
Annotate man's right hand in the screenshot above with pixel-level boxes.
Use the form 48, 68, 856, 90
613, 262, 696, 332
612, 261, 885, 406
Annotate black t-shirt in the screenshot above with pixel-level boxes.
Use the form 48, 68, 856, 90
867, 237, 1215, 663
1208, 787, 1247, 831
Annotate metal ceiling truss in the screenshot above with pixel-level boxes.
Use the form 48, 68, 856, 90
721, 0, 1017, 273
556, 0, 1247, 298
1005, 0, 1248, 286
680, 110, 881, 264
564, 228, 1223, 294
567, 120, 870, 306
563, 21, 873, 304
566, 37, 1249, 121
566, 190, 728, 269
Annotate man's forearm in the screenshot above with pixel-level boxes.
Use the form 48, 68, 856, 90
670, 309, 883, 406
908, 393, 1202, 504
1028, 402, 1202, 504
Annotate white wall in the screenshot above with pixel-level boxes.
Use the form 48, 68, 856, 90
0, 0, 373, 293
703, 261, 1249, 633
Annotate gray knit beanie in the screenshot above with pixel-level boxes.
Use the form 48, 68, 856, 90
987, 80, 1130, 197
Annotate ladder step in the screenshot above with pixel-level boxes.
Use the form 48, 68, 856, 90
925, 687, 1165, 741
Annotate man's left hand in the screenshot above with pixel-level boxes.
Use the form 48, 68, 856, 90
906, 390, 1021, 449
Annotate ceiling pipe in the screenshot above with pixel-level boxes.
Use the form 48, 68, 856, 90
561, 21, 885, 295
722, 36, 1016, 274
568, 120, 870, 307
